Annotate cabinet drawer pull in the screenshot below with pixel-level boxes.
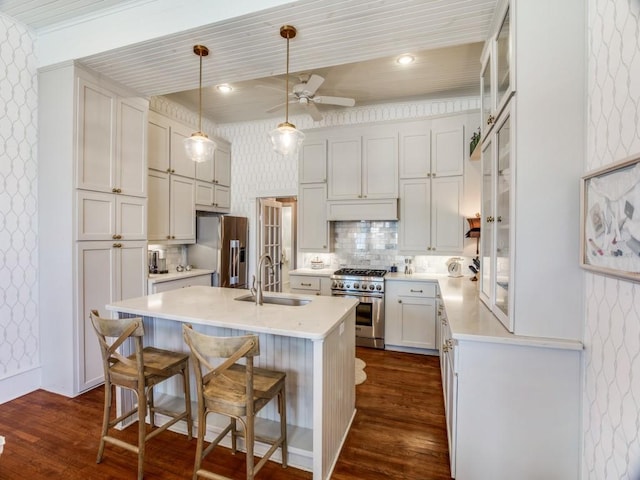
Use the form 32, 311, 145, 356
301, 282, 312, 287
112, 243, 122, 248
112, 234, 122, 240
410, 289, 423, 293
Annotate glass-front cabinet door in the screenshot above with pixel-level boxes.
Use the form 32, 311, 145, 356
480, 46, 493, 140
479, 101, 514, 332
494, 106, 512, 325
495, 5, 513, 114
480, 138, 494, 302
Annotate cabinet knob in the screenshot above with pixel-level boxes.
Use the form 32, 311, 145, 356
432, 173, 436, 177
398, 299, 402, 303
486, 216, 494, 223
166, 168, 171, 173
426, 173, 431, 178
112, 188, 117, 193
487, 115, 495, 125
172, 235, 176, 239
167, 235, 171, 239
442, 344, 449, 352
497, 216, 502, 222
323, 245, 327, 248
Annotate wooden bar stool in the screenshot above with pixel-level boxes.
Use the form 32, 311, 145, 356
182, 324, 287, 480
90, 310, 193, 480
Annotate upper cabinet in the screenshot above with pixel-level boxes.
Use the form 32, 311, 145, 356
300, 139, 327, 184
398, 115, 471, 254
480, 2, 515, 141
195, 141, 231, 186
147, 111, 195, 178
478, 0, 585, 340
327, 127, 398, 200
76, 78, 147, 197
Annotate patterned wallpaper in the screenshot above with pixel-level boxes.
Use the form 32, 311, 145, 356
584, 1, 640, 478
0, 16, 39, 382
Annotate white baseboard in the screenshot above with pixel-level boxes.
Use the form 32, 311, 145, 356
0, 366, 41, 404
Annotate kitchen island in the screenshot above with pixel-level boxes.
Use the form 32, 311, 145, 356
107, 286, 358, 480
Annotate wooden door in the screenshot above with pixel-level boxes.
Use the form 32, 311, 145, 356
259, 198, 282, 292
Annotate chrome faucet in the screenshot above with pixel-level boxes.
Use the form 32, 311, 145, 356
252, 253, 274, 305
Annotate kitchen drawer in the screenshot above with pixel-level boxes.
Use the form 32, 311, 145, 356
386, 281, 437, 297
290, 275, 321, 291
150, 274, 212, 293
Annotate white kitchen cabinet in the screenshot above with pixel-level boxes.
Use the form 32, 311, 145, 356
77, 190, 147, 241
477, 0, 584, 340
299, 139, 327, 184
398, 114, 469, 255
148, 170, 195, 243
385, 280, 438, 353
147, 110, 195, 178
327, 128, 398, 200
298, 183, 331, 252
149, 273, 212, 293
195, 181, 230, 212
399, 121, 431, 178
289, 273, 332, 296
39, 63, 149, 397
398, 171, 463, 254
76, 240, 147, 392
439, 307, 457, 478
481, 1, 515, 141
431, 115, 465, 177
480, 103, 513, 331
195, 141, 231, 187
76, 77, 147, 197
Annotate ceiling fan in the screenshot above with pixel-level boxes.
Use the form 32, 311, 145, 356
266, 73, 356, 121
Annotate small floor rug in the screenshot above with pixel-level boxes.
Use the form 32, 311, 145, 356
355, 357, 367, 385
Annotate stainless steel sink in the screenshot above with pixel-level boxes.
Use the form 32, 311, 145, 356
234, 294, 310, 306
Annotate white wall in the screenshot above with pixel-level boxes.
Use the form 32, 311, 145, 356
214, 96, 480, 276
0, 14, 40, 402
583, 1, 640, 478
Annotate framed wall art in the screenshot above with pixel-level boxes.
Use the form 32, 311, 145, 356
580, 153, 640, 281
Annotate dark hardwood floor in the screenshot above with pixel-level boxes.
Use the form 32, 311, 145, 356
0, 348, 450, 479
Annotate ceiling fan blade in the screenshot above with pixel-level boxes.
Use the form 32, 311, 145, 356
304, 74, 325, 96
312, 95, 355, 107
266, 100, 296, 114
306, 102, 323, 122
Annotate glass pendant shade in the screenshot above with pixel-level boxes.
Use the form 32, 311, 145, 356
184, 132, 215, 163
268, 122, 305, 156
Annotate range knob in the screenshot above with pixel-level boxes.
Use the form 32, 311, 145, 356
345, 283, 351, 289
338, 282, 344, 288
353, 283, 360, 289
361, 283, 368, 290
376, 284, 382, 291
369, 284, 375, 291
332, 281, 338, 288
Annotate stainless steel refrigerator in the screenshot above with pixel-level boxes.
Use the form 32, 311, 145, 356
187, 214, 248, 288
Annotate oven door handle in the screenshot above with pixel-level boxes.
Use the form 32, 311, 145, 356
331, 292, 382, 301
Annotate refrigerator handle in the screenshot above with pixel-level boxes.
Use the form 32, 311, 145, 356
229, 239, 239, 285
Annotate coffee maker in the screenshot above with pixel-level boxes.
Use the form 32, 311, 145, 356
148, 250, 167, 274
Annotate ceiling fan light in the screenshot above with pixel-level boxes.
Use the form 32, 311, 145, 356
268, 122, 305, 156
184, 132, 216, 163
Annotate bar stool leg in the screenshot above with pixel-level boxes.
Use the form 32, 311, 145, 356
182, 366, 193, 440
280, 384, 288, 468
136, 389, 147, 480
97, 382, 111, 463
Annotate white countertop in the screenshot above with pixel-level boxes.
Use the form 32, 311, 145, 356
106, 286, 358, 341
148, 269, 215, 285
387, 273, 582, 350
289, 268, 335, 277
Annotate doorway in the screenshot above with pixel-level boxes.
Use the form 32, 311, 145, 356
256, 196, 297, 293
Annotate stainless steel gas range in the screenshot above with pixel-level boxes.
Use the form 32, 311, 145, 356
330, 268, 386, 349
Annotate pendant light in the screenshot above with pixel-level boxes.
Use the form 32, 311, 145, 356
184, 44, 216, 163
268, 25, 305, 156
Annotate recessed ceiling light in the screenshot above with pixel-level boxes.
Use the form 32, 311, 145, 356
396, 54, 415, 65
216, 84, 233, 93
